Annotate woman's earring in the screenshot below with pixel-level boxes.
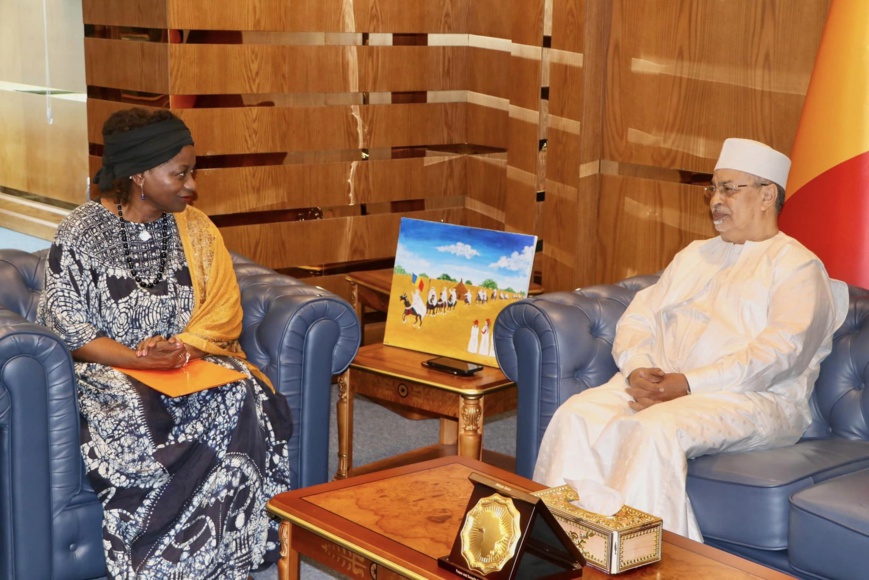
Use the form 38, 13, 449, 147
139, 182, 145, 201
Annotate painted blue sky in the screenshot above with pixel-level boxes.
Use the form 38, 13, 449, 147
394, 218, 537, 291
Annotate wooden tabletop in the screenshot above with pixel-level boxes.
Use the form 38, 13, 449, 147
268, 457, 795, 580
350, 342, 514, 396
345, 268, 397, 294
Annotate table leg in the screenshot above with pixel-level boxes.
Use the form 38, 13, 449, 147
440, 417, 458, 446
277, 519, 300, 580
348, 280, 364, 345
458, 395, 483, 460
335, 370, 355, 479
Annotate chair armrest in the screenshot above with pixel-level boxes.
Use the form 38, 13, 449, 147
0, 309, 96, 580
493, 292, 622, 478
236, 275, 361, 488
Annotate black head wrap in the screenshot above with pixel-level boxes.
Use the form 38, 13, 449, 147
95, 117, 194, 192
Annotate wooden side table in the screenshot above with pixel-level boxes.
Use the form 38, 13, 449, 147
335, 343, 517, 480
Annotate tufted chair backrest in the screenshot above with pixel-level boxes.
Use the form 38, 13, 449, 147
566, 274, 869, 442
803, 288, 869, 439
0, 248, 47, 322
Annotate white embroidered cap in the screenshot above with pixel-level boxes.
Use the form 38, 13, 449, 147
714, 138, 791, 189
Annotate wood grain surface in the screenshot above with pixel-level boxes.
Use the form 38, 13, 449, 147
61, 0, 832, 300
268, 457, 796, 580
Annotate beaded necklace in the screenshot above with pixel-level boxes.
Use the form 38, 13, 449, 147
116, 202, 169, 289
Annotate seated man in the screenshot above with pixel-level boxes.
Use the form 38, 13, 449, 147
533, 138, 849, 541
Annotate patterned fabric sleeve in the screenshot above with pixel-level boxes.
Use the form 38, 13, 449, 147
38, 241, 103, 351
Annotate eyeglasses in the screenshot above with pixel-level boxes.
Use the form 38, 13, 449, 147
703, 182, 769, 202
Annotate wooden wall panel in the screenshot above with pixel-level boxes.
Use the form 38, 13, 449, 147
85, 39, 169, 93
467, 47, 510, 100
186, 156, 466, 215
541, 180, 581, 289
548, 60, 582, 126
83, 0, 167, 28
193, 157, 465, 215
168, 46, 468, 94
502, 0, 545, 258
466, 155, 508, 223
167, 0, 470, 33
70, 0, 831, 299
465, 103, 508, 150
223, 209, 463, 271
506, 118, 541, 176
504, 170, 538, 236
350, 156, 466, 204
604, 0, 829, 172
546, 125, 580, 189
88, 100, 467, 153
583, 0, 829, 284
595, 175, 715, 283
508, 54, 543, 112
510, 0, 546, 47
365, 102, 466, 148
541, 0, 610, 291
467, 0, 512, 39
551, 0, 585, 54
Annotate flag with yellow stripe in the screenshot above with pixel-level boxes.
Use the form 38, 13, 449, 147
780, 0, 869, 288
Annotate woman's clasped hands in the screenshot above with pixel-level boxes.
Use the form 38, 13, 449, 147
135, 335, 190, 369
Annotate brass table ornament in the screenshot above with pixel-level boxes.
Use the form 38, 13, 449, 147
439, 473, 585, 579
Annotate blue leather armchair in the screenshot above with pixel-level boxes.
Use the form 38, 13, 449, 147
0, 248, 360, 580
494, 275, 869, 580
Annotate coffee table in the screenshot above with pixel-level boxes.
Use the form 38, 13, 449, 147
335, 343, 516, 479
267, 456, 795, 580
346, 269, 544, 345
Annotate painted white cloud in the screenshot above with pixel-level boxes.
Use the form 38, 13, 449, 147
489, 245, 535, 272
436, 242, 479, 259
395, 242, 432, 273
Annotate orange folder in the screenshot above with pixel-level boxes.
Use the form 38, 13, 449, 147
113, 358, 247, 397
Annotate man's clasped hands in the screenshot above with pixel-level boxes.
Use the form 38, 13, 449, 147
626, 368, 691, 411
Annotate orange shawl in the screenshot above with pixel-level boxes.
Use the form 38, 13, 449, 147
173, 206, 273, 391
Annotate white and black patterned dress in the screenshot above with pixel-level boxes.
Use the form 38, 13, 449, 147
37, 201, 292, 579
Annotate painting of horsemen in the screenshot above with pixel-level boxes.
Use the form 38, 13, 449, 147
384, 218, 537, 367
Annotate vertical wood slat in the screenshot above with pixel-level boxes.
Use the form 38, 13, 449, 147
544, 0, 585, 291
502, 0, 544, 242
565, 0, 609, 290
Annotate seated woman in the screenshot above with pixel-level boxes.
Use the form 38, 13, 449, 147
37, 107, 291, 579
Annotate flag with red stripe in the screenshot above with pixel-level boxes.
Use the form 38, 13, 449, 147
780, 0, 869, 288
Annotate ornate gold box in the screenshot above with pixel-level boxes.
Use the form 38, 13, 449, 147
531, 485, 662, 574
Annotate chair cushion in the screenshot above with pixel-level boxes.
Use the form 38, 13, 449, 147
687, 439, 869, 550
788, 468, 869, 580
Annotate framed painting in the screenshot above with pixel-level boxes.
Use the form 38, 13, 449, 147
383, 218, 538, 367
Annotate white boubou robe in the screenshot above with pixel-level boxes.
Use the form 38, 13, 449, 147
533, 232, 849, 541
